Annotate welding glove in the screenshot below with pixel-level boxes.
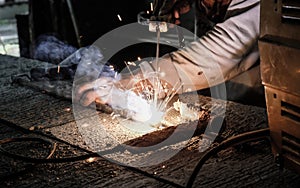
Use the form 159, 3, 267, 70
76, 75, 154, 122
151, 0, 193, 24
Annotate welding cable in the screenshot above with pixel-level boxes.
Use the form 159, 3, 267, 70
0, 137, 98, 163
0, 137, 56, 160
185, 127, 270, 188
0, 119, 184, 188
0, 137, 56, 181
0, 138, 184, 188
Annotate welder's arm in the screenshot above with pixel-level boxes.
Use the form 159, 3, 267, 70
76, 0, 260, 113
148, 0, 260, 92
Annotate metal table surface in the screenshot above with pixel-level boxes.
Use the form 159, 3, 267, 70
0, 54, 299, 187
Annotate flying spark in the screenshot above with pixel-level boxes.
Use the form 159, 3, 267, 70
64, 107, 71, 112
117, 14, 122, 21
127, 61, 136, 66
86, 157, 96, 163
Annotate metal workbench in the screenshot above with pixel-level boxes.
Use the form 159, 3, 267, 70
0, 54, 299, 187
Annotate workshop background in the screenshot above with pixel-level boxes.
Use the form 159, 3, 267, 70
0, 0, 300, 187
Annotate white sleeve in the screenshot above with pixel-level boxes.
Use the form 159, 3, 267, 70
154, 0, 260, 92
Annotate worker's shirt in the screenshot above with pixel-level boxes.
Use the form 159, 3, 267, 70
141, 0, 260, 93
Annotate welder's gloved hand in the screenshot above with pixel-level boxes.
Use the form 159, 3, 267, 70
76, 76, 155, 122
76, 76, 114, 106
151, 0, 193, 24
75, 59, 183, 121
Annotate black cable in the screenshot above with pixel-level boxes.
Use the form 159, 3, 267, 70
0, 118, 183, 188
185, 127, 270, 188
0, 137, 56, 160
0, 137, 57, 180
0, 145, 96, 163
126, 166, 184, 188
0, 137, 184, 188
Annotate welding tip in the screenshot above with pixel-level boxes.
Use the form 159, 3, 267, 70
149, 21, 168, 32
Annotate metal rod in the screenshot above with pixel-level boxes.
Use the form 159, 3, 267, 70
154, 24, 161, 108
66, 0, 82, 47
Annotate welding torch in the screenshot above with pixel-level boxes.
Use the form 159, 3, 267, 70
138, 0, 191, 48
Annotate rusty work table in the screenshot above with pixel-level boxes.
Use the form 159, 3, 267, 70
0, 54, 299, 188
